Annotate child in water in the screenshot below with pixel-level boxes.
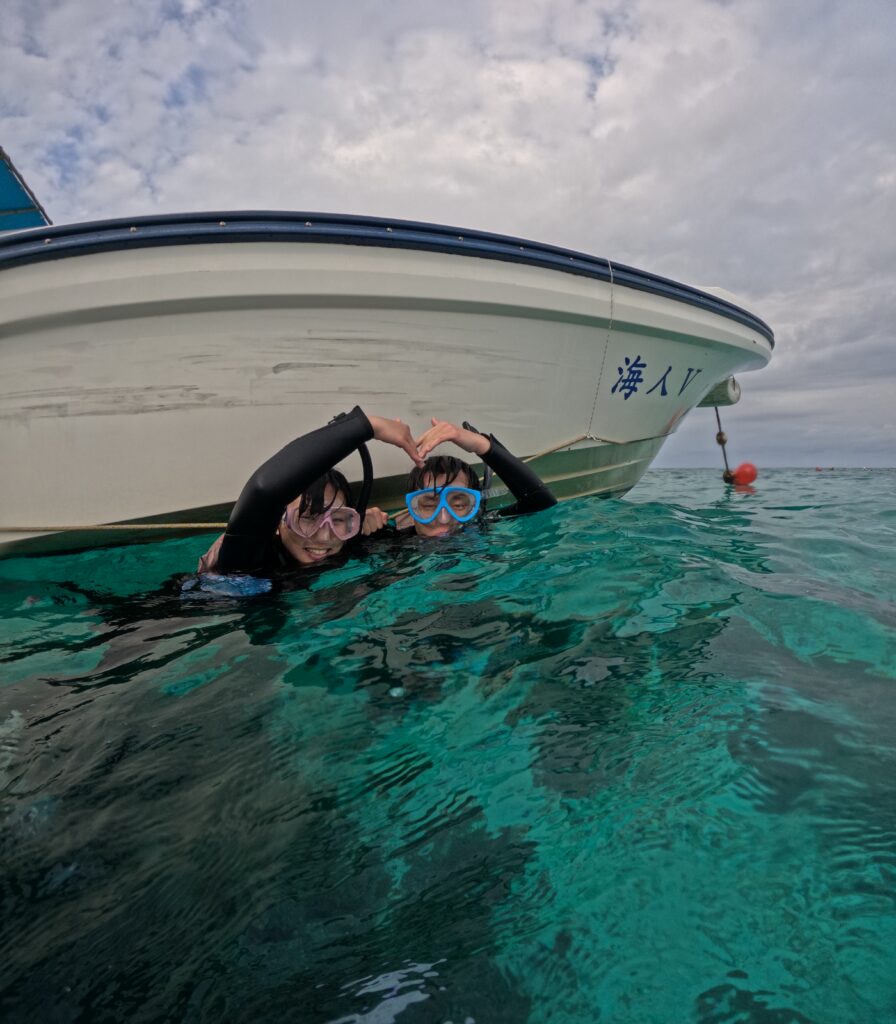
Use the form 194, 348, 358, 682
198, 409, 554, 575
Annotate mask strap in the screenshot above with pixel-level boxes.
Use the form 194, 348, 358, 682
462, 420, 490, 513
353, 442, 373, 534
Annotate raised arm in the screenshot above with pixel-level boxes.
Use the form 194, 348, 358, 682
481, 434, 557, 516
214, 407, 375, 573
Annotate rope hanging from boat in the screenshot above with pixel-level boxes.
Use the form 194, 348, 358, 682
523, 432, 612, 463
521, 427, 667, 463
586, 257, 615, 436
713, 406, 759, 485
714, 407, 733, 480
523, 262, 621, 465
0, 523, 228, 533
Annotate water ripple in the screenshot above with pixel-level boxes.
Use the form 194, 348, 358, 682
1, 470, 894, 1022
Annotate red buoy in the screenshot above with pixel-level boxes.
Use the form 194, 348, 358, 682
732, 462, 758, 485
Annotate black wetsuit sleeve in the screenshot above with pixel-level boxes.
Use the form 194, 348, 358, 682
214, 406, 374, 573
482, 435, 557, 517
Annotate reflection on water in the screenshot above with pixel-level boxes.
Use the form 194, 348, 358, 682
1, 470, 894, 1023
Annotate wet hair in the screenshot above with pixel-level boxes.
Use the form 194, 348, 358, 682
297, 469, 353, 517
406, 455, 480, 494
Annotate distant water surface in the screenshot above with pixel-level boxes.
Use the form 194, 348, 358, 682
1, 469, 894, 1023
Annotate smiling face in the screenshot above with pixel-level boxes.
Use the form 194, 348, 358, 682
412, 469, 471, 538
278, 483, 349, 566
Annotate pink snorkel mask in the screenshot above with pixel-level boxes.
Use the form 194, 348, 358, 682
283, 505, 361, 541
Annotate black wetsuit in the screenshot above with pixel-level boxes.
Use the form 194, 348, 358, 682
212, 406, 556, 574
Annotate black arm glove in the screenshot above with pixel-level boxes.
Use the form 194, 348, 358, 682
482, 435, 557, 517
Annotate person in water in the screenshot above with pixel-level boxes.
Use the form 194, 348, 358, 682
198, 409, 555, 575
198, 407, 421, 574
381, 417, 557, 537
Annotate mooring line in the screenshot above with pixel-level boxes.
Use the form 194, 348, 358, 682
0, 523, 227, 533
586, 257, 615, 436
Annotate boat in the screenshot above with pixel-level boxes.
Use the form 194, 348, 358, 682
0, 209, 773, 555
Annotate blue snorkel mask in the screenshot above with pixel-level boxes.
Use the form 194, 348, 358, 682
405, 485, 482, 525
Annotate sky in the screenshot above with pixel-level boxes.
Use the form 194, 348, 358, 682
1, 0, 894, 467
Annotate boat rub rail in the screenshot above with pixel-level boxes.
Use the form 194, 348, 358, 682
0, 211, 774, 347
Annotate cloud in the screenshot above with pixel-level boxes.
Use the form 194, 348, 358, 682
1, 0, 894, 464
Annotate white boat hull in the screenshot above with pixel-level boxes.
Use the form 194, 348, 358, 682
0, 215, 772, 553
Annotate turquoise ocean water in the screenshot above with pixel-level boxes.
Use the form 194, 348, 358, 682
1, 469, 894, 1023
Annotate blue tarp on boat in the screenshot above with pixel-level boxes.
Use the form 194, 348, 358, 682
0, 147, 50, 231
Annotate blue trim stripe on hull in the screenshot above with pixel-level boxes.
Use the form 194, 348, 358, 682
0, 211, 774, 346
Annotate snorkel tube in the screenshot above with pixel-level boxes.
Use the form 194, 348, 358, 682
462, 420, 492, 515
352, 441, 373, 537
